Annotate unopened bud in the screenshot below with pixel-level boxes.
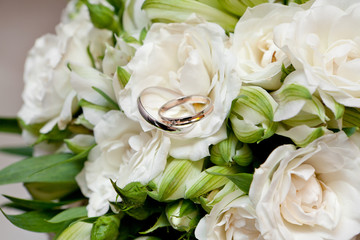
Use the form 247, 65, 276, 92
165, 200, 201, 232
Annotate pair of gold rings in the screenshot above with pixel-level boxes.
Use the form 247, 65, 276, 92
137, 87, 214, 132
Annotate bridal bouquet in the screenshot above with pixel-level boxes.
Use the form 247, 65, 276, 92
2, 0, 360, 239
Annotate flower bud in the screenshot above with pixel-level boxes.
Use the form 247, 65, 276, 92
165, 200, 201, 232
57, 221, 92, 240
210, 132, 252, 166
276, 124, 329, 147
142, 0, 238, 32
219, 0, 267, 16
230, 86, 278, 143
199, 181, 238, 213
83, 1, 120, 33
148, 158, 204, 201
185, 165, 239, 199
91, 215, 121, 240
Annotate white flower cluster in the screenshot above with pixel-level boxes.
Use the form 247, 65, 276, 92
18, 0, 360, 239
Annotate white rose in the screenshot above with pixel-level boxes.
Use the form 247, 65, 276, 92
231, 3, 302, 90
18, 3, 112, 134
76, 110, 170, 217
118, 16, 241, 160
250, 132, 360, 240
274, 0, 360, 110
195, 190, 262, 240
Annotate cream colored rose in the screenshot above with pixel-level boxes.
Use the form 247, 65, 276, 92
250, 132, 360, 240
118, 16, 241, 160
274, 0, 360, 111
195, 190, 262, 240
76, 111, 170, 217
231, 3, 302, 90
18, 2, 112, 134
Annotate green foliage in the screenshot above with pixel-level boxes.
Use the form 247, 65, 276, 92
280, 64, 295, 82
0, 146, 33, 157
117, 66, 131, 88
2, 194, 79, 211
0, 118, 21, 134
48, 206, 88, 223
0, 209, 70, 233
92, 86, 120, 110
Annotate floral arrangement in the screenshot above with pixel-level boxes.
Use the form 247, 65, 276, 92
1, 0, 360, 239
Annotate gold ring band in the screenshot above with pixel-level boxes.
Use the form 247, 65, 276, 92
137, 87, 213, 132
158, 95, 213, 126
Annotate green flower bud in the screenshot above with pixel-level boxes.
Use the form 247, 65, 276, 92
272, 78, 329, 127
276, 124, 328, 147
165, 200, 201, 232
58, 221, 92, 240
83, 1, 120, 33
148, 158, 204, 201
142, 0, 238, 32
199, 181, 238, 212
219, 0, 267, 16
91, 215, 121, 240
230, 86, 278, 143
185, 165, 239, 199
210, 132, 252, 166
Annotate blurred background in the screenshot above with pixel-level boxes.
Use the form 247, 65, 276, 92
0, 1, 68, 239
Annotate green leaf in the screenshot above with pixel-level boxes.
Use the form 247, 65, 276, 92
0, 118, 21, 134
48, 207, 88, 223
92, 86, 120, 110
111, 181, 148, 208
1, 209, 68, 233
2, 194, 79, 211
139, 28, 148, 45
343, 127, 358, 137
106, 0, 125, 12
87, 45, 96, 68
140, 212, 170, 234
117, 66, 131, 88
25, 182, 79, 201
0, 146, 33, 157
280, 64, 295, 82
0, 147, 91, 185
206, 172, 253, 194
35, 125, 72, 145
79, 99, 112, 112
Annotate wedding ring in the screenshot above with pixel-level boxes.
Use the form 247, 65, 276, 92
137, 87, 182, 132
137, 87, 214, 132
158, 95, 214, 126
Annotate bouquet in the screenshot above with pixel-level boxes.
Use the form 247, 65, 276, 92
1, 0, 360, 239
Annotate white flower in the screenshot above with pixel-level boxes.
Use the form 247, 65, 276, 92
250, 132, 360, 240
18, 2, 112, 134
118, 16, 241, 160
76, 111, 170, 217
231, 3, 302, 90
195, 190, 262, 240
274, 0, 360, 111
